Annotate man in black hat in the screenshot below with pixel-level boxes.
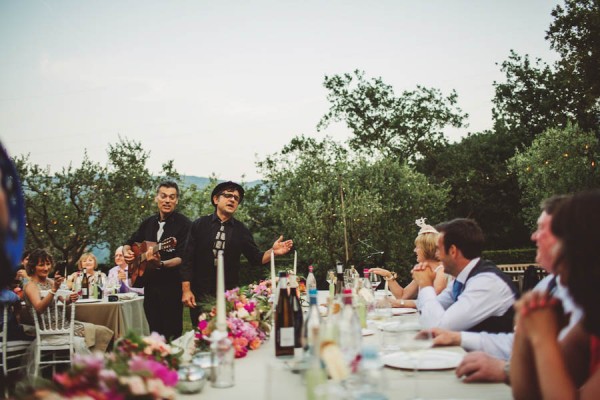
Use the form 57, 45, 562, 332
180, 181, 293, 325
123, 180, 191, 340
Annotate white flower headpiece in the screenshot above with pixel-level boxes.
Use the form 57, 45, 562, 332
415, 217, 438, 235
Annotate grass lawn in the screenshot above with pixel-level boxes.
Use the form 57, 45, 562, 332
182, 307, 193, 332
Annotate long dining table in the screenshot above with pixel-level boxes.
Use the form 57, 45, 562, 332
180, 292, 512, 400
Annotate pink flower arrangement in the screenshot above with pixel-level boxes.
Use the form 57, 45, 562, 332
195, 281, 272, 358
18, 332, 182, 399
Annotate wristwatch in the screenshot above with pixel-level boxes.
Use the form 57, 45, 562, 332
503, 361, 510, 385
384, 272, 398, 281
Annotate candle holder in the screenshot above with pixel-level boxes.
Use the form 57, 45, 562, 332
210, 330, 235, 388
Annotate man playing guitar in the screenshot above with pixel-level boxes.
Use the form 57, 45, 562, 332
123, 181, 191, 340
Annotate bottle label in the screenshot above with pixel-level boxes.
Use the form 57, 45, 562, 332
279, 327, 294, 347
82, 288, 88, 296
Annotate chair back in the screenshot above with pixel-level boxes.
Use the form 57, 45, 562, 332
1, 305, 30, 376
31, 298, 75, 349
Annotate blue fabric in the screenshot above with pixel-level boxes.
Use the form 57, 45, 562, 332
452, 280, 464, 301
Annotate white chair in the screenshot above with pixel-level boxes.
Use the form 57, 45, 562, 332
1, 306, 30, 397
31, 299, 75, 377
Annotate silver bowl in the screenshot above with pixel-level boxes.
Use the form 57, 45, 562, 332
177, 364, 206, 394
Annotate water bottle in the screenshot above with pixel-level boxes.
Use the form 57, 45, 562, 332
306, 265, 317, 291
355, 345, 388, 400
338, 289, 362, 370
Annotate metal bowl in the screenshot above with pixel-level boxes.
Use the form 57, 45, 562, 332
177, 364, 206, 394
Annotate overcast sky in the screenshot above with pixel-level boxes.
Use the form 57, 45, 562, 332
1, 0, 560, 182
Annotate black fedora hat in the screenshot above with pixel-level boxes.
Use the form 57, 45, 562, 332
211, 181, 245, 205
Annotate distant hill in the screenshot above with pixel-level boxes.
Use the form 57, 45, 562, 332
181, 176, 263, 189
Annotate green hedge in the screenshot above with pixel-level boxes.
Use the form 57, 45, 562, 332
482, 248, 537, 265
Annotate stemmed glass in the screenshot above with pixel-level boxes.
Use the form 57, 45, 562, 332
369, 271, 381, 289
397, 322, 433, 399
326, 269, 335, 286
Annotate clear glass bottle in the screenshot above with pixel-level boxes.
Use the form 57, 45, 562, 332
338, 289, 362, 370
302, 288, 321, 356
306, 265, 317, 291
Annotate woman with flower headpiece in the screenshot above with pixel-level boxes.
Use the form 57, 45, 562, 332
370, 218, 449, 308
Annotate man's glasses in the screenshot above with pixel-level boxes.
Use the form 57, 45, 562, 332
220, 193, 241, 202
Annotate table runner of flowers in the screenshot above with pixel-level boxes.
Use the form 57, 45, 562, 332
16, 332, 181, 399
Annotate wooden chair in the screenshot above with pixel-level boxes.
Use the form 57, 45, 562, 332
1, 306, 30, 397
31, 299, 76, 377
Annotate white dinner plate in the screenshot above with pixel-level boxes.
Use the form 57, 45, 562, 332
361, 328, 375, 336
391, 308, 417, 315
382, 350, 463, 370
76, 298, 102, 304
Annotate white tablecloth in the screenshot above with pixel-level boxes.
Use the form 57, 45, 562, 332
181, 292, 512, 399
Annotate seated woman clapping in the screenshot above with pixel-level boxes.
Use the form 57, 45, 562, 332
511, 190, 600, 399
370, 218, 448, 308
23, 249, 113, 352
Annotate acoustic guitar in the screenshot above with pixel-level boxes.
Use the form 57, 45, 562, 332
128, 237, 177, 285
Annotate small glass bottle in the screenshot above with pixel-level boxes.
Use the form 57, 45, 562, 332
210, 331, 235, 388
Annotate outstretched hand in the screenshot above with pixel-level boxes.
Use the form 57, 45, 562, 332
272, 235, 293, 256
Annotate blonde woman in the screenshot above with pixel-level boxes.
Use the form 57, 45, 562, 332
68, 252, 106, 290
370, 218, 449, 308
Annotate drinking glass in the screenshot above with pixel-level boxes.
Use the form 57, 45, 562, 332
326, 269, 335, 285
397, 322, 433, 399
369, 271, 381, 290
343, 269, 354, 289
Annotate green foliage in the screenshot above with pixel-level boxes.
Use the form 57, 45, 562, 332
508, 124, 600, 228
482, 248, 537, 265
257, 136, 449, 286
418, 130, 531, 249
15, 138, 175, 265
548, 0, 600, 98
318, 70, 467, 163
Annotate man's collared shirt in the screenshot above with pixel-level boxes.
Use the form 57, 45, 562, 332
417, 257, 516, 332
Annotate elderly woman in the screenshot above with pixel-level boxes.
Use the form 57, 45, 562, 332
370, 218, 448, 308
23, 249, 113, 352
67, 252, 106, 292
511, 190, 600, 399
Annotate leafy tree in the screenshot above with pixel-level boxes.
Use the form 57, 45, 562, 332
548, 0, 600, 98
508, 124, 600, 228
317, 70, 468, 163
15, 138, 174, 265
418, 130, 531, 249
258, 136, 449, 285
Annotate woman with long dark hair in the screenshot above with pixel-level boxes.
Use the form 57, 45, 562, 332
511, 190, 600, 399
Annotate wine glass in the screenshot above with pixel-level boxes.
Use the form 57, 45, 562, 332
369, 270, 381, 290
397, 322, 433, 399
326, 269, 335, 285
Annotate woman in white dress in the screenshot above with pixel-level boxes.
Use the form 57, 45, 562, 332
370, 218, 449, 308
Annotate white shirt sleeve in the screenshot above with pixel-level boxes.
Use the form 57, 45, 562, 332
460, 331, 514, 360
418, 273, 515, 331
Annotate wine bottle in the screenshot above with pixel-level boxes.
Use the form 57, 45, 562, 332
334, 261, 344, 296
306, 265, 317, 291
81, 273, 89, 299
289, 276, 304, 349
275, 272, 294, 358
